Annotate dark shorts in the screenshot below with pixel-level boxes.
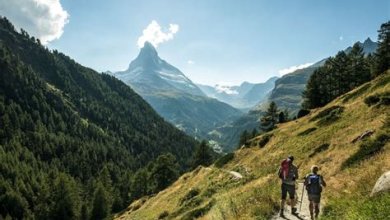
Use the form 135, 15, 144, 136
281, 183, 296, 200
308, 194, 321, 203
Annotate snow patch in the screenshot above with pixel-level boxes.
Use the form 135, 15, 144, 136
215, 84, 239, 95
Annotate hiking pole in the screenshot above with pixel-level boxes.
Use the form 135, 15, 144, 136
299, 183, 305, 212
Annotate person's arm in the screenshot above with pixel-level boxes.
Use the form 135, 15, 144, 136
303, 175, 308, 186
294, 166, 299, 180
321, 175, 327, 187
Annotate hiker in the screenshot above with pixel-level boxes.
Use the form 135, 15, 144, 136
278, 155, 299, 217
304, 165, 326, 220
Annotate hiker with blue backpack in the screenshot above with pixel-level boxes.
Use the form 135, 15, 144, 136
278, 156, 299, 217
304, 165, 326, 220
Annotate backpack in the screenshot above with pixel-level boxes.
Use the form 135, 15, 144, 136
305, 174, 322, 195
279, 159, 290, 180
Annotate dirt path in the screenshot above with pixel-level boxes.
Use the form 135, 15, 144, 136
270, 183, 311, 220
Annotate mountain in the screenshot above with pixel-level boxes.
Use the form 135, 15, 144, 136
345, 37, 378, 55
117, 71, 390, 220
113, 42, 242, 140
0, 17, 198, 219
198, 77, 278, 110
115, 42, 205, 97
255, 38, 378, 115
211, 39, 378, 151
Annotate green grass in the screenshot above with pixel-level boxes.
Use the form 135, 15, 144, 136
214, 153, 234, 168
321, 193, 390, 220
308, 143, 330, 158
342, 131, 390, 169
310, 106, 345, 126
342, 83, 372, 103
298, 127, 317, 136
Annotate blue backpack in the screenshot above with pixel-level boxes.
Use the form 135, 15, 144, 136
306, 174, 322, 195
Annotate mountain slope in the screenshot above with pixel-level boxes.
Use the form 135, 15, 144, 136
0, 17, 197, 218
256, 38, 378, 115
113, 42, 242, 139
116, 71, 390, 220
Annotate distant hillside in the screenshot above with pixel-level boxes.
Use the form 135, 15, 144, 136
198, 77, 278, 110
0, 17, 198, 219
256, 38, 378, 115
117, 71, 390, 220
113, 42, 242, 140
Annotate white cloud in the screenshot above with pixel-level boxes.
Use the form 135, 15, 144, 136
278, 62, 314, 76
0, 0, 69, 45
187, 60, 195, 65
137, 20, 179, 48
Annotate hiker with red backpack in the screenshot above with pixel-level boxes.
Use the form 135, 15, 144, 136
277, 155, 299, 217
304, 165, 326, 220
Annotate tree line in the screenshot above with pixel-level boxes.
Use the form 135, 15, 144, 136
303, 21, 390, 109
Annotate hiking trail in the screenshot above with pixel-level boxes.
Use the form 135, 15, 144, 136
271, 183, 311, 220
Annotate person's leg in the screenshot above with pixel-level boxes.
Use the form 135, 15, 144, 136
314, 202, 320, 218
289, 185, 297, 214
309, 200, 314, 220
280, 184, 287, 216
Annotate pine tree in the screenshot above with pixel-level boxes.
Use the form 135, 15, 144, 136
261, 102, 279, 131
191, 140, 213, 168
374, 21, 390, 75
348, 43, 370, 87
150, 153, 179, 193
251, 128, 258, 138
131, 168, 149, 199
91, 183, 110, 220
238, 130, 249, 147
50, 174, 80, 220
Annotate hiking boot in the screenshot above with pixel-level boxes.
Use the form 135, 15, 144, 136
279, 209, 284, 217
291, 207, 297, 214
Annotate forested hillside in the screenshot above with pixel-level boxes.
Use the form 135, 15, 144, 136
0, 17, 198, 219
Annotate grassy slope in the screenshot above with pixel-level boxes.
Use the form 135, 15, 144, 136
116, 72, 390, 220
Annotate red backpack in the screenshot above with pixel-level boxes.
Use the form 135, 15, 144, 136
279, 159, 290, 180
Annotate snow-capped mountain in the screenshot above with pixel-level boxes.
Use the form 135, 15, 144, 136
114, 41, 204, 97
198, 77, 278, 110
112, 42, 242, 144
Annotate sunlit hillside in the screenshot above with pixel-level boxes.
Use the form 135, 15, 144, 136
116, 71, 390, 220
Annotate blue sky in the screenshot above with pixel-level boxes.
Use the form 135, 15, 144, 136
1, 0, 389, 85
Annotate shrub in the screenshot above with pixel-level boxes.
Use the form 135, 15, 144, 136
310, 106, 344, 126
364, 95, 381, 106
297, 109, 310, 118
310, 106, 344, 121
364, 92, 390, 107
297, 127, 317, 136
158, 211, 169, 219
342, 132, 389, 169
258, 133, 273, 148
181, 199, 215, 220
214, 153, 234, 168
179, 188, 200, 205
308, 143, 330, 158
